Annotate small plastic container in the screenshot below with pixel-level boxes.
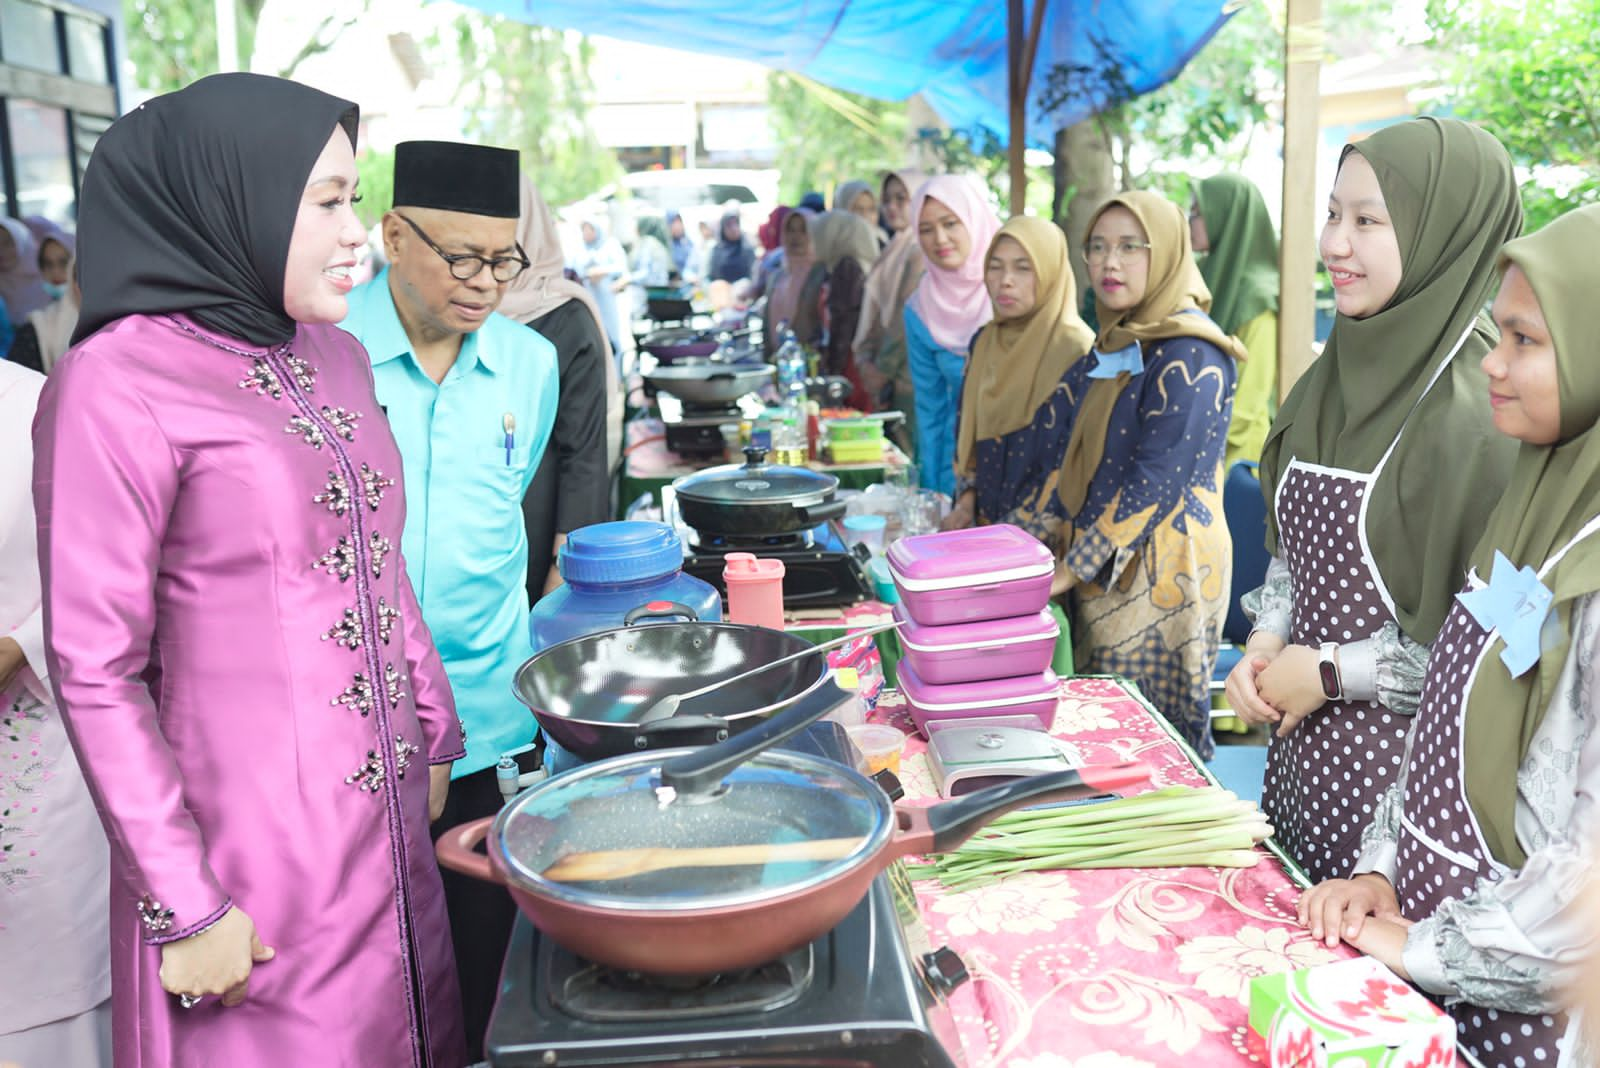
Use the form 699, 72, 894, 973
530, 521, 722, 651
845, 723, 904, 775
723, 552, 786, 630
828, 440, 887, 464
895, 604, 1060, 685
887, 524, 1054, 626
868, 557, 900, 604
842, 514, 887, 557
896, 658, 1061, 737
824, 417, 885, 442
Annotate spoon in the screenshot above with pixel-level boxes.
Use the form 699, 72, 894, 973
636, 618, 904, 725
540, 836, 865, 883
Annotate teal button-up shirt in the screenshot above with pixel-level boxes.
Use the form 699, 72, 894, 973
342, 270, 559, 777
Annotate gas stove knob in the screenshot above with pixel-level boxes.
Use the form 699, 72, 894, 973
921, 946, 969, 993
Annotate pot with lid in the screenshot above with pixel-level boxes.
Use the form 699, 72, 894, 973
673, 445, 845, 537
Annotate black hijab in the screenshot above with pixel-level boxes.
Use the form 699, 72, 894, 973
73, 73, 359, 346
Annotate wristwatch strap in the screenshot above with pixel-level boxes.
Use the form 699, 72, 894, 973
1318, 642, 1343, 702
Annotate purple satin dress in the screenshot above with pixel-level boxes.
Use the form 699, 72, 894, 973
32, 313, 467, 1067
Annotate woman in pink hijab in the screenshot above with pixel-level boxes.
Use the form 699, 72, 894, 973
904, 175, 1001, 494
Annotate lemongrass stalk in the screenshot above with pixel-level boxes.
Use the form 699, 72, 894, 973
956, 811, 1265, 851
938, 828, 1260, 880
990, 789, 1241, 830
1036, 848, 1261, 871
937, 822, 1264, 874
976, 797, 1257, 836
962, 812, 1252, 852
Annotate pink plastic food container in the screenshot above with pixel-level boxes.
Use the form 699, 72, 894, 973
886, 524, 1055, 626
896, 658, 1061, 737
894, 604, 1060, 685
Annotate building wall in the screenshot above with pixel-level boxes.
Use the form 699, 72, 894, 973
0, 0, 122, 225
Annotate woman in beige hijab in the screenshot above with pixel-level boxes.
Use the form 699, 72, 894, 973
942, 215, 1093, 541
500, 176, 620, 597
1053, 191, 1243, 759
853, 168, 929, 444
811, 209, 880, 405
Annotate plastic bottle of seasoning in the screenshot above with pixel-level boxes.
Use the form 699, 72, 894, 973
774, 415, 807, 467
529, 521, 722, 651
722, 552, 786, 630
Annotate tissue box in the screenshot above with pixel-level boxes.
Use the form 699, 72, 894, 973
1247, 957, 1455, 1067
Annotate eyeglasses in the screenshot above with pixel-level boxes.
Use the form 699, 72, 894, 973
1082, 238, 1152, 265
394, 213, 530, 283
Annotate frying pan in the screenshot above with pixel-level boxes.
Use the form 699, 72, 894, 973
436, 681, 1148, 974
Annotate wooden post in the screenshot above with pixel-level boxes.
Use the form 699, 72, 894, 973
1008, 0, 1026, 215
1278, 0, 1323, 398
1007, 0, 1049, 216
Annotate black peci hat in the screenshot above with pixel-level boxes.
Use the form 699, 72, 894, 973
392, 140, 520, 218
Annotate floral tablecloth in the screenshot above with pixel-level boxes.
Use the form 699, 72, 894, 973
870, 675, 1356, 1067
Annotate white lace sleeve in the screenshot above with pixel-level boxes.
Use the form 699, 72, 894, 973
1241, 555, 1292, 641
1338, 622, 1431, 716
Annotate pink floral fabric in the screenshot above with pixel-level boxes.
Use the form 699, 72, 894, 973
872, 675, 1356, 1066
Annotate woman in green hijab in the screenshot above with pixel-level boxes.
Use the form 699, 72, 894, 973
1296, 203, 1600, 1067
1191, 173, 1279, 464
1225, 117, 1522, 884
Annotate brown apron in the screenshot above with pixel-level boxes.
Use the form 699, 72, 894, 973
1391, 520, 1599, 1066
1262, 329, 1470, 884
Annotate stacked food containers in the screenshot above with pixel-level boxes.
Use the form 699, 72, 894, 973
886, 524, 1063, 736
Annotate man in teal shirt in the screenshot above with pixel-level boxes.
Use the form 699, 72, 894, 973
340, 139, 557, 1057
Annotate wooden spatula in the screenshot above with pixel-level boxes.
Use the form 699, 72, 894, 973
540, 836, 866, 883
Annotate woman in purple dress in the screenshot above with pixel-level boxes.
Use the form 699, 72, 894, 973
32, 74, 466, 1067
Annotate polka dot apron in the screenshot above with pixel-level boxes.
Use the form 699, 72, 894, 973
1392, 521, 1600, 1067
1261, 458, 1409, 883
1262, 327, 1471, 885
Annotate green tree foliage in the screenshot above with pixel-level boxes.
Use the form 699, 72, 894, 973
1425, 0, 1600, 232
124, 0, 260, 92
1037, 0, 1278, 203
122, 0, 369, 93
766, 72, 907, 204
354, 148, 394, 230
435, 15, 620, 207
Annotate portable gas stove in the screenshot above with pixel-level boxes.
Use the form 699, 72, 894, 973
657, 393, 765, 458
681, 520, 874, 609
485, 725, 970, 1068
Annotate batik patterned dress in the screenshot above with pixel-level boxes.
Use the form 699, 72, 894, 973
1038, 337, 1235, 758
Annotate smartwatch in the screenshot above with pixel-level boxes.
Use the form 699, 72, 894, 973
1318, 642, 1343, 702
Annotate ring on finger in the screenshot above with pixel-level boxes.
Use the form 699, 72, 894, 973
178, 993, 202, 1009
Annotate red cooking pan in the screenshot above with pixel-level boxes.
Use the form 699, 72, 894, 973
436, 681, 1149, 975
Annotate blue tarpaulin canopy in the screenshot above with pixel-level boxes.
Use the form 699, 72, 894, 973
450, 0, 1235, 148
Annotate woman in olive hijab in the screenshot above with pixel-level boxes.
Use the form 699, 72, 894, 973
1298, 203, 1600, 1068
1191, 172, 1279, 463
1228, 117, 1522, 884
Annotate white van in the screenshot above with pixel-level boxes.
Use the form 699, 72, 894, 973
564, 168, 778, 248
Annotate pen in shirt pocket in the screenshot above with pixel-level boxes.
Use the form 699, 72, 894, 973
502, 412, 516, 466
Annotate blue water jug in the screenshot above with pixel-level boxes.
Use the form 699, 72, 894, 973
528, 521, 722, 651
